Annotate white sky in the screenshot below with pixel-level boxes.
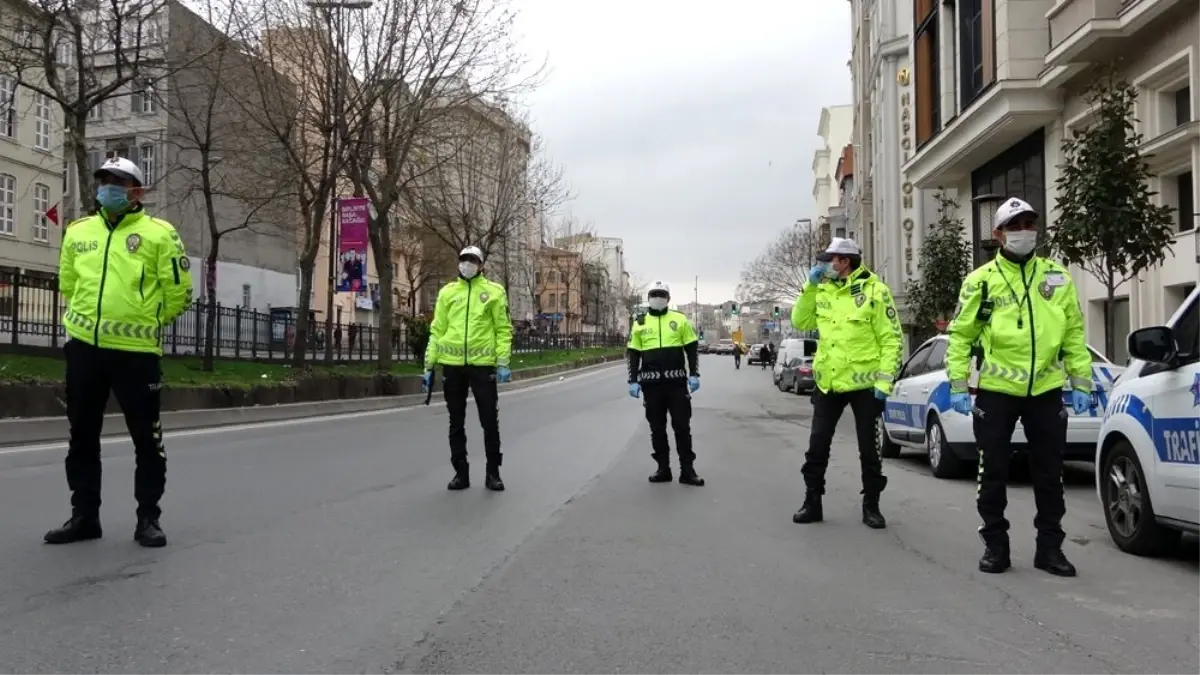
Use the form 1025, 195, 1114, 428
514, 0, 851, 303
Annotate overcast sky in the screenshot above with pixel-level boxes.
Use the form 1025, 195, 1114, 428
514, 0, 851, 304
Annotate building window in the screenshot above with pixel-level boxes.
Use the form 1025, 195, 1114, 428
132, 80, 156, 114
32, 182, 49, 242
914, 0, 940, 145
242, 284, 252, 308
139, 143, 156, 184
958, 0, 995, 107
0, 174, 15, 235
1176, 86, 1192, 126
971, 130, 1046, 265
87, 149, 105, 173
1177, 171, 1194, 233
34, 93, 52, 150
0, 76, 15, 138
87, 101, 103, 121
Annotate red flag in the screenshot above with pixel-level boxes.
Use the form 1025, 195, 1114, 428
46, 204, 59, 226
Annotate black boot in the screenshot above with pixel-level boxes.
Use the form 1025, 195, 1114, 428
134, 517, 167, 548
792, 493, 823, 523
1034, 548, 1077, 577
648, 465, 672, 483
43, 515, 103, 544
862, 495, 886, 529
978, 544, 1012, 573
485, 468, 505, 492
679, 466, 705, 486
447, 473, 470, 490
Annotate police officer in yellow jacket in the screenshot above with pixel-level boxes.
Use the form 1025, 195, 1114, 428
946, 198, 1088, 577
790, 238, 902, 528
424, 246, 514, 492
627, 281, 704, 486
45, 157, 193, 548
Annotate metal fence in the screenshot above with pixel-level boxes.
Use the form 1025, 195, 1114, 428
0, 269, 624, 362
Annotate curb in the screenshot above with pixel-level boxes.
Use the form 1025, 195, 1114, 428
0, 359, 624, 448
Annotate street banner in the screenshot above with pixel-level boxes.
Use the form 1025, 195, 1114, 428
337, 197, 370, 293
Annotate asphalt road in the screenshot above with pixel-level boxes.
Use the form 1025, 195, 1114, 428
0, 356, 1196, 674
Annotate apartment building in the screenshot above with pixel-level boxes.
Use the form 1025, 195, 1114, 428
534, 246, 583, 333
0, 0, 67, 277
812, 105, 854, 244
899, 0, 1197, 362
554, 232, 627, 333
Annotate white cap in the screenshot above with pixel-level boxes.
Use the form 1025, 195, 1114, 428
816, 237, 861, 262
458, 245, 484, 263
94, 156, 144, 186
647, 280, 671, 296
995, 197, 1038, 229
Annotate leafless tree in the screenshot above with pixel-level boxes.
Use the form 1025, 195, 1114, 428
164, 0, 295, 371
534, 216, 593, 334
0, 0, 215, 218
738, 221, 816, 303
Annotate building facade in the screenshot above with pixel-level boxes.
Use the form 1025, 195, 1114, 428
813, 105, 855, 226
554, 232, 626, 333
534, 246, 583, 333
900, 0, 1197, 363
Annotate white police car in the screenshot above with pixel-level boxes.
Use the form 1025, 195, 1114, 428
878, 335, 1123, 478
1095, 287, 1199, 556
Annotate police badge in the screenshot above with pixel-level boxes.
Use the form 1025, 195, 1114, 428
125, 233, 141, 253
1039, 281, 1054, 299
479, 292, 489, 303
669, 320, 678, 331
855, 295, 866, 308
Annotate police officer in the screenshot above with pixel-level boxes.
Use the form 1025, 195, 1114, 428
946, 197, 1089, 577
790, 238, 902, 528
423, 246, 514, 492
627, 281, 704, 486
45, 157, 193, 548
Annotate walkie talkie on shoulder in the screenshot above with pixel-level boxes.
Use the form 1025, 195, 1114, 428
976, 280, 994, 323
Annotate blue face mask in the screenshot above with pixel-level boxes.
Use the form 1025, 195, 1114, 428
96, 184, 130, 212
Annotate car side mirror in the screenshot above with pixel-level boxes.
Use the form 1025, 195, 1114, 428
1127, 326, 1177, 366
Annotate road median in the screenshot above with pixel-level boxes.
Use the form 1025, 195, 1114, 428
0, 348, 625, 447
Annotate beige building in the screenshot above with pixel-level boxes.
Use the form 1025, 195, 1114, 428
812, 105, 854, 238
534, 246, 583, 333
902, 0, 1197, 362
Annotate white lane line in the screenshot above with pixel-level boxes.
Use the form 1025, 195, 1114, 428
0, 364, 624, 456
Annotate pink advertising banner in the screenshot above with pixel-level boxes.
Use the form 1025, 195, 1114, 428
337, 197, 370, 293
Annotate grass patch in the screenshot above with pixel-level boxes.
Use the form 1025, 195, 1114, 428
0, 347, 624, 389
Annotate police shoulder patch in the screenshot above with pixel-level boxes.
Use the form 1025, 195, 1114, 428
885, 306, 897, 320
179, 256, 191, 271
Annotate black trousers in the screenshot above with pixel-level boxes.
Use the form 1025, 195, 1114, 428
973, 389, 1067, 550
802, 388, 886, 496
642, 381, 695, 468
443, 365, 501, 472
63, 339, 166, 520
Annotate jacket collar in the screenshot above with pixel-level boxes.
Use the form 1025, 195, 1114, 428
99, 203, 147, 230
832, 265, 874, 290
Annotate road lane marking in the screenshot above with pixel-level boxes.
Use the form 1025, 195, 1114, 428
0, 363, 624, 456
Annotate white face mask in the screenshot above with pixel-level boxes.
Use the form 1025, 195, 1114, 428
822, 262, 839, 279
648, 297, 669, 311
458, 262, 479, 279
1003, 231, 1037, 256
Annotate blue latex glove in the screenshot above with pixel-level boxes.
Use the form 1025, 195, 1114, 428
950, 392, 973, 415
1070, 389, 1091, 415
874, 387, 888, 401
688, 376, 700, 393
807, 264, 826, 285
628, 383, 641, 399
497, 366, 512, 383
421, 371, 433, 393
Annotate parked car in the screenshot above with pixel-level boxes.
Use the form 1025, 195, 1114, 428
777, 357, 815, 394
714, 339, 735, 355
772, 338, 818, 384
1095, 286, 1198, 556
747, 343, 766, 364
878, 335, 1125, 478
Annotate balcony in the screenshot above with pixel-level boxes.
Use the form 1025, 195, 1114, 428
1045, 0, 1189, 73
902, 81, 1061, 189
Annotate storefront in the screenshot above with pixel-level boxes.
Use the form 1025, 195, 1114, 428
969, 129, 1046, 265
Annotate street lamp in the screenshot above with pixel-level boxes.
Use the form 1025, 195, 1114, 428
971, 193, 1004, 265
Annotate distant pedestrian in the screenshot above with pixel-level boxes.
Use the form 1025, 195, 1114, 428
627, 281, 704, 486
46, 157, 193, 548
790, 238, 902, 529
422, 246, 514, 491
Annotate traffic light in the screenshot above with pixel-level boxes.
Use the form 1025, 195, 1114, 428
773, 306, 780, 317
731, 302, 739, 315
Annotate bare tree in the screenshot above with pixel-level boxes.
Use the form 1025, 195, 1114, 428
738, 222, 815, 303
0, 0, 214, 218
165, 0, 296, 371
534, 216, 593, 334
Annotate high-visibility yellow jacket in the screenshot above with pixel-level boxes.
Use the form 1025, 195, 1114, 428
946, 253, 1092, 397
791, 266, 904, 395
59, 207, 193, 355
626, 309, 699, 383
425, 275, 513, 370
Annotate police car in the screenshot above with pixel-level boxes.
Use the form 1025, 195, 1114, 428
1095, 287, 1198, 556
878, 335, 1123, 478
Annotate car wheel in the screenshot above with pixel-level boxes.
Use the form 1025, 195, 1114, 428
1102, 441, 1182, 557
926, 417, 966, 479
877, 417, 901, 459
776, 376, 787, 392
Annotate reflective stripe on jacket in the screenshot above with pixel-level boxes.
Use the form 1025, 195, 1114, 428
790, 266, 903, 395
58, 207, 193, 355
946, 254, 1092, 397
425, 275, 513, 370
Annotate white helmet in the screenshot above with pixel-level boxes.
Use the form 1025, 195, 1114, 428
94, 156, 145, 186
458, 245, 484, 263
647, 280, 670, 297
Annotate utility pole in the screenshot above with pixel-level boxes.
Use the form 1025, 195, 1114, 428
693, 275, 699, 328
